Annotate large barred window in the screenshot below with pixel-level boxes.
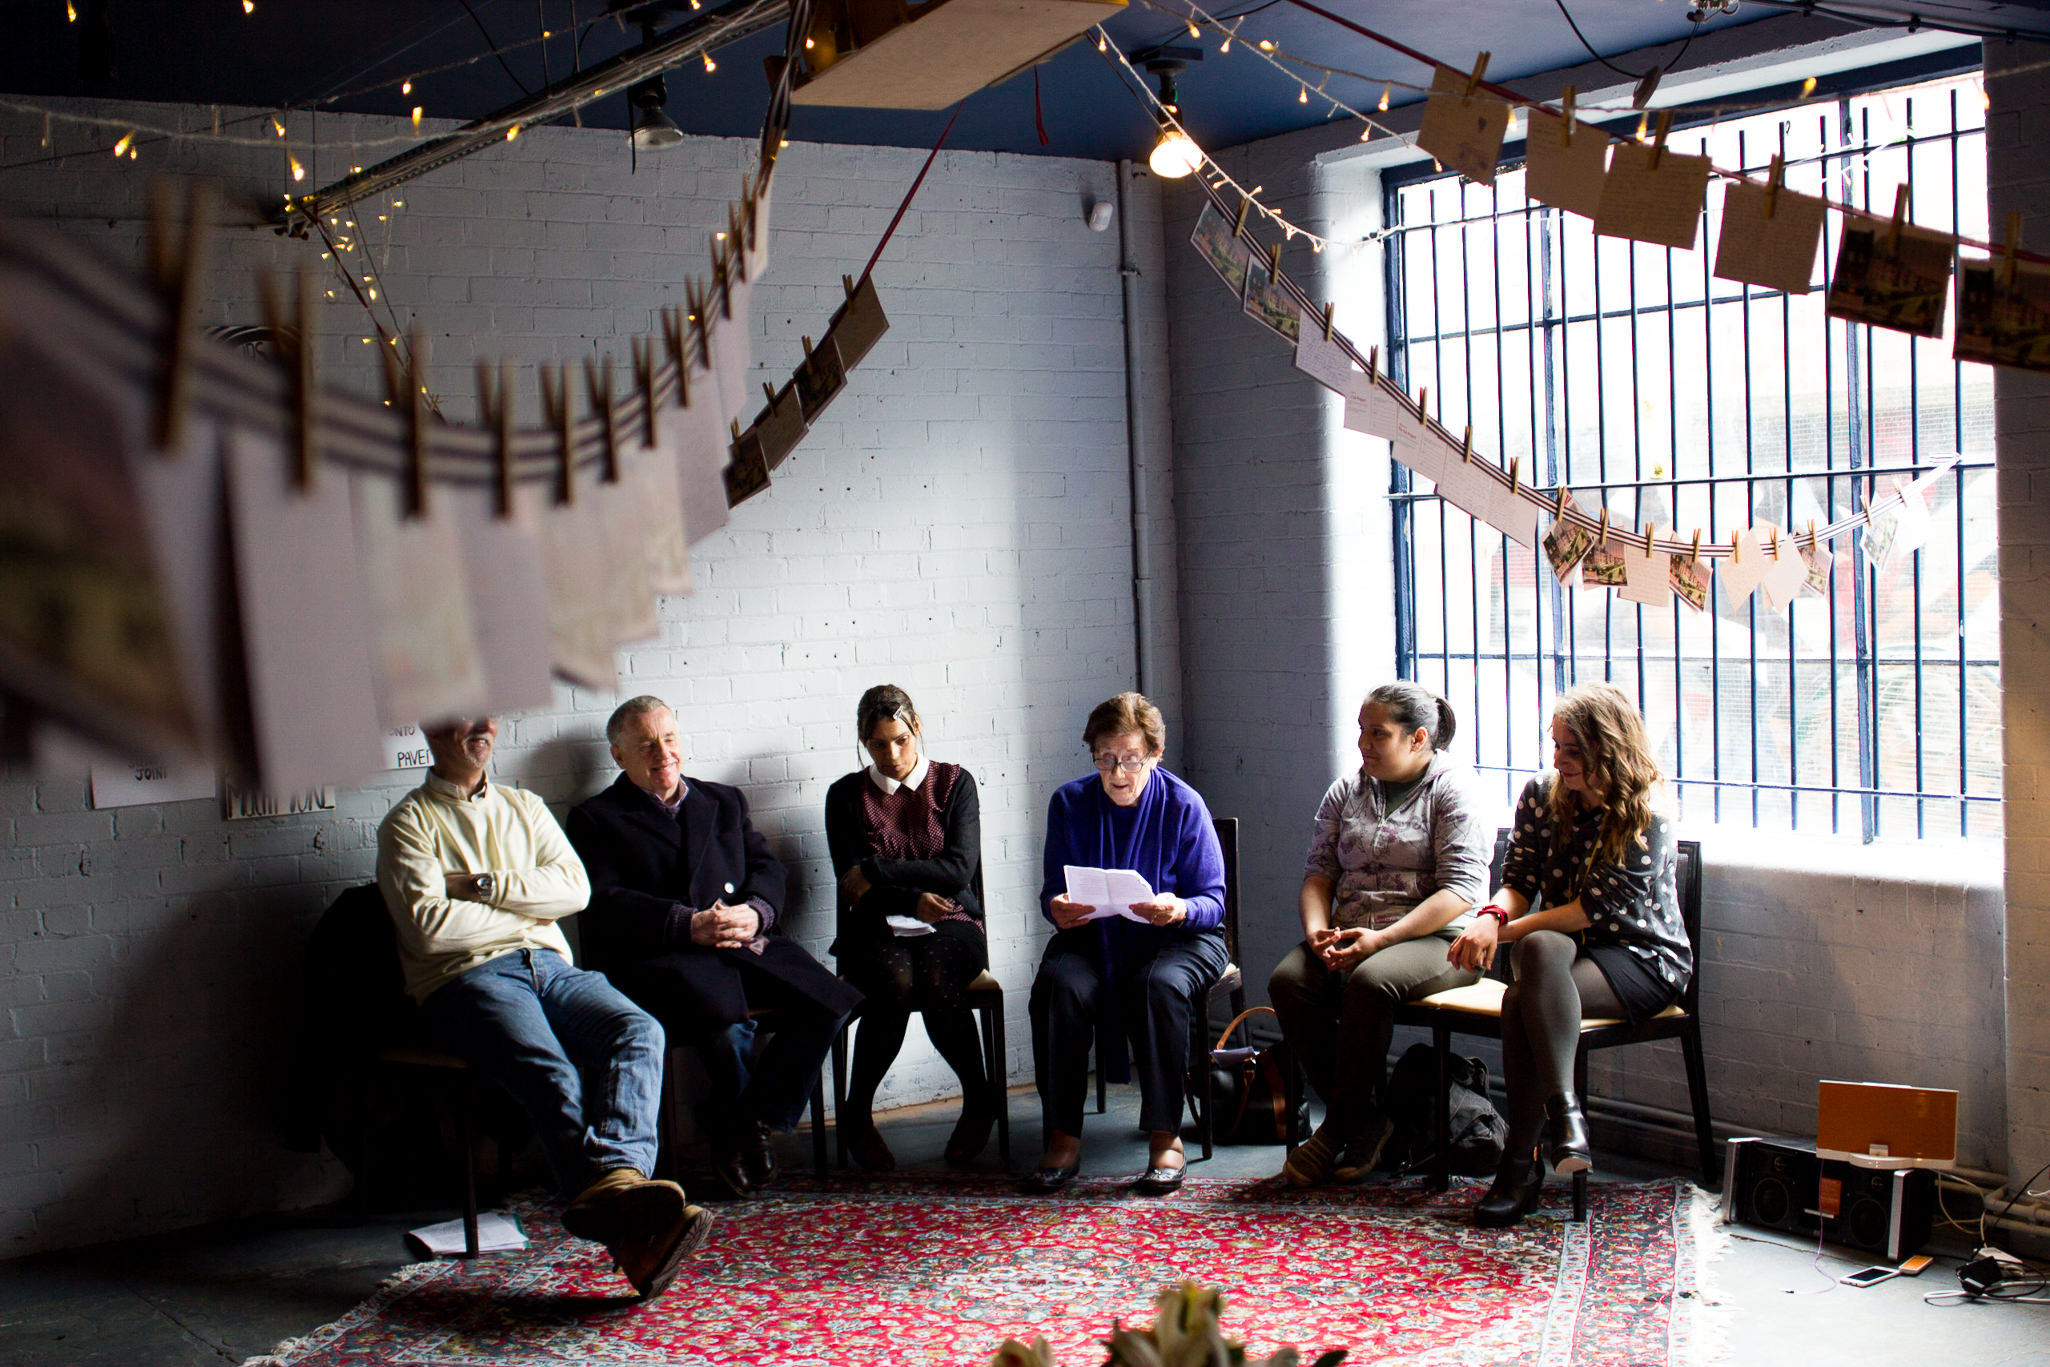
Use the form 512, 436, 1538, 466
1385, 66, 1999, 841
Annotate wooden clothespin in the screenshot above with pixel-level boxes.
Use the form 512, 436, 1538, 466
1463, 52, 1491, 101
585, 354, 620, 485
684, 280, 712, 361
1560, 87, 1576, 146
1690, 528, 1702, 563
1769, 527, 1783, 559
540, 364, 576, 506
1764, 153, 1785, 220
1267, 241, 1283, 277
1887, 183, 1910, 256
1648, 109, 1675, 171
727, 204, 749, 284
843, 273, 858, 300
1367, 345, 1379, 384
1418, 386, 1431, 422
730, 418, 742, 441
1555, 484, 1571, 519
475, 359, 517, 520
402, 329, 429, 517
1461, 424, 1474, 463
1807, 518, 1818, 548
661, 306, 690, 408
1643, 522, 1658, 555
1321, 302, 1335, 341
1509, 457, 1521, 495
258, 266, 318, 491
802, 334, 815, 358
1597, 507, 1610, 546
2004, 210, 2023, 286
1234, 196, 1251, 235
631, 335, 659, 449
762, 380, 778, 406
1730, 529, 1742, 564
149, 182, 215, 454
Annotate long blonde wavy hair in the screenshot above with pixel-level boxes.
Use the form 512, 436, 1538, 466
1548, 683, 1664, 869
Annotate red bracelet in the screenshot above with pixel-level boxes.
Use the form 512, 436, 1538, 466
1476, 904, 1510, 926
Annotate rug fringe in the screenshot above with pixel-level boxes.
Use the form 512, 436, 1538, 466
1678, 1181, 1735, 1367
242, 1256, 451, 1366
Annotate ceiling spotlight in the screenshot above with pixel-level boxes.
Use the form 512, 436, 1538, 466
629, 73, 684, 150
1149, 126, 1201, 178
1133, 45, 1203, 179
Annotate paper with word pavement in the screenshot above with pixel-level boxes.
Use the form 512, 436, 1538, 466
407, 1211, 528, 1257
1064, 866, 1157, 922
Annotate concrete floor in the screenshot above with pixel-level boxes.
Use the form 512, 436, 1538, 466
3, 1084, 2048, 1366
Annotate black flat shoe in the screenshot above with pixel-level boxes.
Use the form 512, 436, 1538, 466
740, 1121, 780, 1190
1474, 1152, 1544, 1229
1543, 1094, 1592, 1176
944, 1102, 997, 1165
711, 1143, 756, 1200
1021, 1163, 1080, 1194
1132, 1164, 1186, 1196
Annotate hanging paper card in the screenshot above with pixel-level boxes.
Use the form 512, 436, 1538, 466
627, 442, 693, 598
1955, 259, 2050, 372
1544, 495, 1595, 584
1472, 463, 1541, 546
1594, 141, 1712, 250
221, 428, 385, 792
1759, 526, 1808, 610
1714, 178, 1828, 295
1342, 382, 1407, 441
1242, 253, 1300, 342
1581, 535, 1629, 588
1800, 541, 1835, 598
350, 474, 488, 727
538, 493, 618, 690
1618, 531, 1673, 606
1525, 109, 1608, 220
826, 275, 889, 370
794, 335, 847, 421
1189, 201, 1252, 297
745, 178, 772, 280
662, 396, 730, 545
589, 474, 659, 647
0, 307, 198, 754
1825, 221, 1953, 338
448, 485, 556, 712
755, 383, 808, 471
1668, 553, 1711, 612
726, 427, 771, 506
1862, 478, 1931, 574
1418, 64, 1510, 186
714, 277, 755, 431
1293, 311, 1360, 392
1718, 526, 1770, 605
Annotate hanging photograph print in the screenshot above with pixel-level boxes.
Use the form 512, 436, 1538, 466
1825, 220, 1954, 338
1189, 201, 1252, 297
1543, 493, 1595, 585
1954, 259, 2050, 372
1241, 253, 1301, 343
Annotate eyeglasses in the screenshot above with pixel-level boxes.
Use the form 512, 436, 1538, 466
1092, 754, 1153, 775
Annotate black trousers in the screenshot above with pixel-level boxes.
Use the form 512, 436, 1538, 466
1028, 928, 1228, 1140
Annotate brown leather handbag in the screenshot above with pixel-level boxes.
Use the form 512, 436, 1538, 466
1189, 1006, 1308, 1145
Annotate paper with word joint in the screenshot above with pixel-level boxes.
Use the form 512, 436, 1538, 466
1064, 866, 1157, 923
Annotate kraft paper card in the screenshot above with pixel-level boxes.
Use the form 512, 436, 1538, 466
725, 427, 771, 507
1759, 525, 1808, 610
588, 475, 659, 646
794, 334, 847, 422
755, 382, 808, 472
1618, 531, 1674, 606
1190, 201, 1252, 298
1525, 109, 1608, 220
0, 305, 199, 754
826, 274, 889, 370
1668, 553, 1711, 612
222, 428, 384, 794
350, 474, 487, 728
661, 398, 730, 545
713, 276, 755, 432
626, 441, 693, 598
745, 179, 771, 281
1955, 259, 2050, 372
1595, 141, 1712, 250
1717, 526, 1770, 605
447, 485, 555, 713
1242, 254, 1301, 342
1825, 221, 1954, 338
1418, 64, 1510, 186
538, 493, 618, 690
1293, 312, 1362, 393
1714, 177, 1828, 294
1544, 495, 1596, 585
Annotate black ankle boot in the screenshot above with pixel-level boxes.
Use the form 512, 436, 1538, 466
1474, 1151, 1543, 1228
1543, 1093, 1591, 1175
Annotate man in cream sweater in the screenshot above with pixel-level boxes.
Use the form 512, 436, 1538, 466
376, 716, 710, 1298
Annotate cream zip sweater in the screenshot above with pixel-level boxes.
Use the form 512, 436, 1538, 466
376, 771, 592, 1001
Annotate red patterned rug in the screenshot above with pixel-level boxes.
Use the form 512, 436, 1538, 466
251, 1175, 1721, 1367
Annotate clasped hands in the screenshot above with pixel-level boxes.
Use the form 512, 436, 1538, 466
1047, 892, 1187, 931
839, 865, 956, 923
1308, 925, 1385, 971
690, 901, 762, 949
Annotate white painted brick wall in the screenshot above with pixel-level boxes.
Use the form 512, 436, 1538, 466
0, 101, 1141, 1255
1988, 39, 2050, 1189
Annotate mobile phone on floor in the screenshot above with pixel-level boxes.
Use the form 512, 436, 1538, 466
1896, 1255, 1934, 1277
1840, 1265, 1899, 1287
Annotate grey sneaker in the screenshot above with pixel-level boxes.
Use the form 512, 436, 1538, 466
1331, 1115, 1395, 1184
1281, 1124, 1341, 1187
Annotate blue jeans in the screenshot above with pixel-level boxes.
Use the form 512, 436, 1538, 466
699, 1009, 845, 1143
421, 948, 664, 1201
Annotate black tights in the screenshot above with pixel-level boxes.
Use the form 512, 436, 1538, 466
843, 933, 988, 1121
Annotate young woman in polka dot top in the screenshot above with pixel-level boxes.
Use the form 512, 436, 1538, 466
1447, 683, 1691, 1228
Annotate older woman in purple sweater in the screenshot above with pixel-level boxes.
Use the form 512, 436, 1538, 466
1024, 692, 1227, 1197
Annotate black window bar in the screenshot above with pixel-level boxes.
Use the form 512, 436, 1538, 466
1383, 68, 1999, 842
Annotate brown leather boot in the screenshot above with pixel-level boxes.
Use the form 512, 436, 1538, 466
562, 1168, 686, 1247
612, 1203, 715, 1299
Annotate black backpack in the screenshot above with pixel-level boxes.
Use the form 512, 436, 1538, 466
1380, 1042, 1509, 1177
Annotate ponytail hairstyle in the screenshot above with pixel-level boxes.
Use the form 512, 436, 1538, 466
1548, 682, 1663, 868
1365, 680, 1458, 752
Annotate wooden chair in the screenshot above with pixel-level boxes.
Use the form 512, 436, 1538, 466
1394, 833, 1712, 1221
1090, 815, 1247, 1161
666, 1007, 831, 1184
830, 864, 1011, 1165
356, 1047, 480, 1256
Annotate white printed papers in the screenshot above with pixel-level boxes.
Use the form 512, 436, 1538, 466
1292, 311, 1361, 392
1063, 866, 1157, 923
351, 474, 488, 727
1759, 524, 1808, 611
1717, 526, 1771, 606
1618, 531, 1673, 606
885, 914, 936, 937
448, 486, 555, 715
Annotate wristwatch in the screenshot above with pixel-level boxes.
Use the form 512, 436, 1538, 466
475, 872, 496, 900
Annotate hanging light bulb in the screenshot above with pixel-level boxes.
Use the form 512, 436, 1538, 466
703, 51, 717, 73
289, 155, 304, 181
1379, 84, 1390, 112
1187, 20, 1199, 37
1096, 31, 1107, 51
242, 0, 254, 13
1299, 83, 1308, 104
506, 123, 521, 141
66, 1, 76, 20
1219, 33, 1231, 53
402, 78, 413, 96
1800, 76, 1817, 98
271, 115, 286, 137
411, 105, 424, 129
1258, 38, 1273, 50
1149, 126, 1202, 178
112, 129, 134, 157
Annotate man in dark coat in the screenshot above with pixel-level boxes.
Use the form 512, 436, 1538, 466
567, 695, 861, 1197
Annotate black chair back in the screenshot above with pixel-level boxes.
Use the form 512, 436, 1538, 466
1213, 815, 1240, 964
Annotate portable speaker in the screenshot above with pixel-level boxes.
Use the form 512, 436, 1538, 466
1721, 1136, 1936, 1261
